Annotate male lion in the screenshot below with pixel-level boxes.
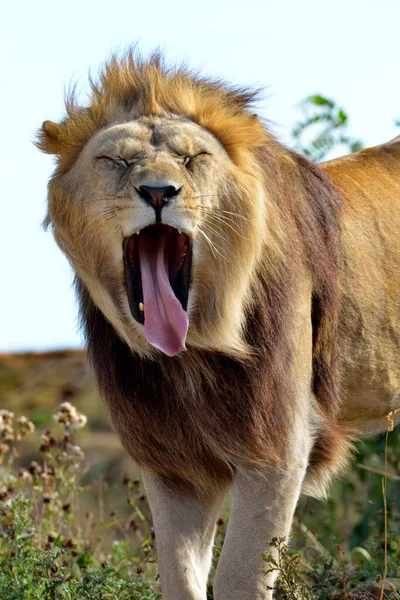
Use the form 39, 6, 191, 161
37, 52, 400, 600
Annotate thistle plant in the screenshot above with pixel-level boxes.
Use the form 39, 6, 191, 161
0, 403, 160, 600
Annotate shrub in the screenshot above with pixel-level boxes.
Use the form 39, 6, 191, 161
0, 406, 160, 600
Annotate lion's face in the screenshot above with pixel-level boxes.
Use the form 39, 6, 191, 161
46, 114, 267, 358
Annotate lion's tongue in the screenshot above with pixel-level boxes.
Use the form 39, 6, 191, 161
138, 232, 188, 357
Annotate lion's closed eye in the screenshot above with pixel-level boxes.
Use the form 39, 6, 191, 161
97, 155, 139, 168
182, 151, 211, 168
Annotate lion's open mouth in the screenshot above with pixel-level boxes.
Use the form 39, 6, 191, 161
123, 224, 192, 356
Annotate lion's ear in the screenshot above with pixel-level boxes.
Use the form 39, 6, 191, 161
35, 120, 64, 155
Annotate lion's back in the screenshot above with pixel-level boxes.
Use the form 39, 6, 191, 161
321, 138, 400, 434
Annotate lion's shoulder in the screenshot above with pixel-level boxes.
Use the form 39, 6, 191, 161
319, 136, 400, 217
320, 136, 400, 199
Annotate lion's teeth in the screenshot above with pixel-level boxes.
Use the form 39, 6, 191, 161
178, 229, 182, 234
135, 230, 140, 235
139, 302, 144, 312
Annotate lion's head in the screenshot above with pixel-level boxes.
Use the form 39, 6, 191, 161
37, 51, 284, 359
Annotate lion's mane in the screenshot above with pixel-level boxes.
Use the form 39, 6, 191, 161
38, 52, 352, 495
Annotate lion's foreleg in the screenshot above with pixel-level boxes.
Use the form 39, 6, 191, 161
213, 430, 312, 600
142, 469, 225, 600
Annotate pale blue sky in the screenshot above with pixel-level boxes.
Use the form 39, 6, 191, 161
1, 0, 399, 351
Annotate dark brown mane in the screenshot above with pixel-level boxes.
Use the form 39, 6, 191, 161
293, 153, 341, 415
76, 268, 295, 492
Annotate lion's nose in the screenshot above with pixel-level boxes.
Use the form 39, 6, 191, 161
136, 185, 180, 222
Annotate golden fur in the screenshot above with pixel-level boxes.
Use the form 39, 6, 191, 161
37, 52, 266, 173
37, 51, 400, 498
322, 138, 400, 434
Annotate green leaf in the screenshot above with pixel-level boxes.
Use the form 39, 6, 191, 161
77, 552, 93, 568
351, 546, 372, 567
293, 93, 365, 161
350, 141, 364, 153
308, 94, 334, 107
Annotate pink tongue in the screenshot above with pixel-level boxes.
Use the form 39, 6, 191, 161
138, 232, 188, 357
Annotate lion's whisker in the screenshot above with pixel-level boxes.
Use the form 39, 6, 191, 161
196, 227, 228, 261
204, 213, 250, 241
72, 213, 111, 243
173, 205, 250, 240
181, 203, 254, 224
197, 229, 218, 260
201, 221, 231, 245
204, 208, 254, 225
71, 206, 117, 229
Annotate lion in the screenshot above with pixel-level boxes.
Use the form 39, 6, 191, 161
36, 51, 400, 600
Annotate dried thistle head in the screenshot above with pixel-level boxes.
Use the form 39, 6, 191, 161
0, 410, 14, 427
18, 469, 33, 483
0, 444, 9, 455
16, 416, 35, 437
0, 411, 16, 444
53, 402, 87, 431
386, 408, 400, 432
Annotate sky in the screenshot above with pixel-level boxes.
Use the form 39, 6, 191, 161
1, 0, 399, 352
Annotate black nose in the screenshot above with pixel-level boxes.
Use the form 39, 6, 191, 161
136, 185, 179, 222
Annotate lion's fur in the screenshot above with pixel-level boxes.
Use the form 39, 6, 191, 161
36, 51, 266, 174
321, 138, 400, 435
37, 51, 399, 498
